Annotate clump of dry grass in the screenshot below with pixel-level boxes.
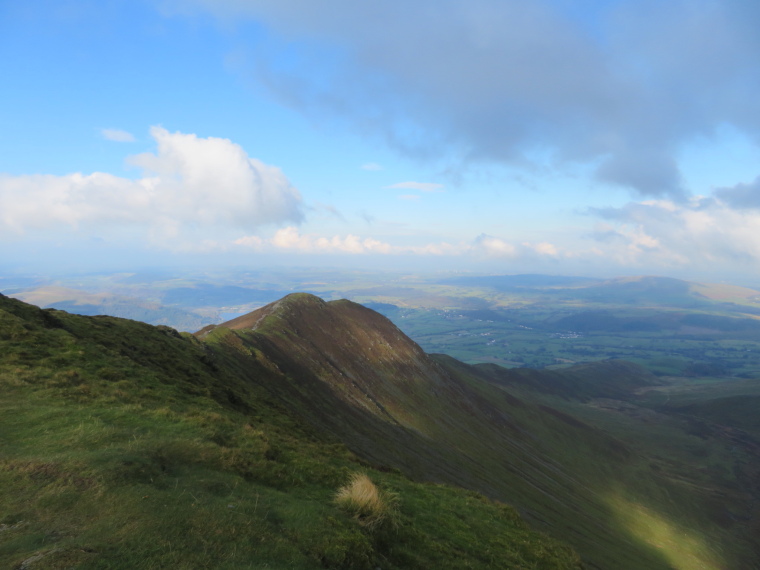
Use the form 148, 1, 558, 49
334, 472, 399, 529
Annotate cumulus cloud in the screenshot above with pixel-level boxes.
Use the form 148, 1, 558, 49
532, 242, 559, 257
237, 226, 395, 254
101, 128, 136, 142
473, 234, 560, 259
164, 0, 760, 199
234, 227, 476, 256
235, 228, 559, 261
0, 127, 303, 243
129, 127, 303, 228
474, 234, 518, 258
233, 234, 264, 248
226, 190, 760, 270
386, 181, 444, 192
589, 195, 760, 267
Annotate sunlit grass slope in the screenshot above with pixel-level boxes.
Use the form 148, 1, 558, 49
475, 361, 760, 570
0, 293, 580, 569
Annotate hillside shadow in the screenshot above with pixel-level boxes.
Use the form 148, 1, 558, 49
225, 335, 726, 569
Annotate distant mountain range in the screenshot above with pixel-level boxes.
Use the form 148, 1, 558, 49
5, 272, 760, 332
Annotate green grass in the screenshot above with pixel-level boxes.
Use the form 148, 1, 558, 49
5, 287, 759, 569
212, 294, 760, 569
498, 371, 760, 569
0, 294, 581, 569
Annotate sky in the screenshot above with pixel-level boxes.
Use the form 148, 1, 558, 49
2, 0, 760, 282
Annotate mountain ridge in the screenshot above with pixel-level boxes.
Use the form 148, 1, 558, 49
2, 291, 758, 568
1, 291, 584, 569
197, 293, 760, 569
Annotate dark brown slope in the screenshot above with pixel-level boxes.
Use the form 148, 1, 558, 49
203, 293, 474, 434
196, 293, 757, 569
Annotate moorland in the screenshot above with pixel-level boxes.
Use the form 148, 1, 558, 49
2, 271, 760, 568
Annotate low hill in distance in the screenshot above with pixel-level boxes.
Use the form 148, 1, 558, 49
2, 292, 759, 569
6, 285, 211, 332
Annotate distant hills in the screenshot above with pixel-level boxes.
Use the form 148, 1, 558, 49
440, 273, 603, 289
6, 271, 760, 331
6, 270, 760, 377
5, 286, 211, 331
442, 274, 751, 307
3, 291, 758, 568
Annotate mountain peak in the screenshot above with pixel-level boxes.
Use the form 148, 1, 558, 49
212, 292, 327, 333
201, 293, 452, 431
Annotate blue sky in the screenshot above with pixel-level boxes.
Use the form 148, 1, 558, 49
2, 0, 760, 281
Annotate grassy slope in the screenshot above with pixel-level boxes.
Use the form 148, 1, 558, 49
0, 293, 580, 569
212, 294, 758, 569
5, 289, 758, 569
474, 363, 760, 570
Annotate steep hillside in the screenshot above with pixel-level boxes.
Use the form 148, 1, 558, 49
3, 291, 758, 569
0, 292, 580, 569
202, 293, 759, 569
204, 293, 463, 434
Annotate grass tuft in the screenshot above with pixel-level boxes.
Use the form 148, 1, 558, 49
334, 472, 398, 529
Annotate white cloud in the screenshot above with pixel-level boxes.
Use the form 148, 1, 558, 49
233, 227, 473, 256
531, 242, 559, 257
167, 0, 760, 199
408, 241, 469, 256
129, 126, 303, 228
233, 235, 264, 248
386, 181, 444, 192
0, 172, 148, 232
238, 226, 396, 254
474, 234, 518, 258
590, 195, 760, 268
231, 227, 555, 260
473, 234, 561, 260
101, 128, 136, 142
0, 127, 303, 244
269, 226, 311, 250
361, 162, 382, 171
